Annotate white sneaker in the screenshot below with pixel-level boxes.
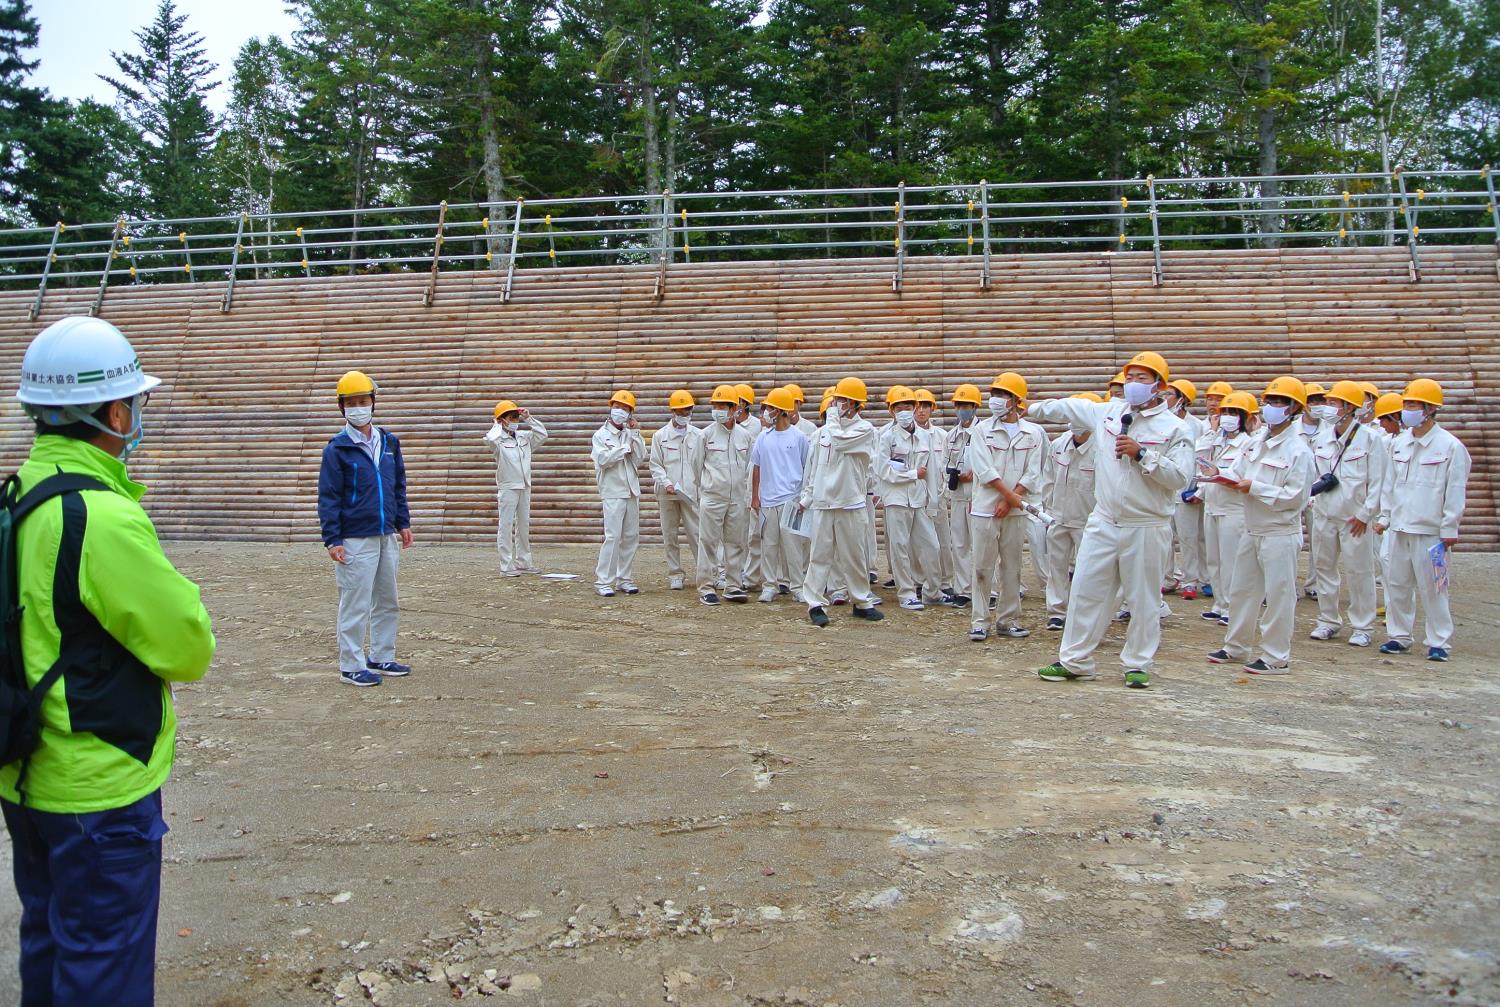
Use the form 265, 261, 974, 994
996, 623, 1030, 638
1348, 631, 1373, 648
669, 575, 685, 591
758, 587, 777, 603
1310, 625, 1339, 641
1114, 609, 1131, 622
1157, 601, 1172, 619
831, 589, 849, 605
900, 597, 925, 611
595, 585, 615, 597
619, 581, 640, 595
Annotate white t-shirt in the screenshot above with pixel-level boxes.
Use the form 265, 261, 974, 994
751, 426, 810, 507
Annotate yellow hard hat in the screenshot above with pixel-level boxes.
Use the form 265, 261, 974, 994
784, 383, 806, 404
819, 394, 834, 416
735, 383, 756, 406
991, 372, 1027, 401
1169, 378, 1198, 404
1358, 381, 1380, 401
1205, 381, 1233, 399
669, 389, 695, 409
764, 386, 797, 412
1403, 378, 1443, 407
833, 376, 868, 404
1222, 390, 1259, 415
952, 383, 983, 406
1302, 381, 1327, 399
336, 370, 376, 399
492, 399, 520, 419
1110, 370, 1127, 387
1326, 380, 1365, 409
1263, 376, 1307, 408
823, 385, 837, 400
1374, 392, 1403, 418
710, 384, 740, 406
1072, 391, 1106, 403
610, 389, 637, 410
1125, 351, 1169, 384
886, 384, 916, 406
914, 387, 937, 405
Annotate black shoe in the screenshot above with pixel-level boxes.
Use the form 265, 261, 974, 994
723, 589, 749, 603
882, 578, 896, 589
1199, 610, 1223, 622
809, 606, 829, 627
947, 594, 971, 607
1046, 616, 1065, 631
700, 592, 721, 606
852, 606, 884, 621
1206, 649, 1233, 664
778, 585, 790, 595
869, 572, 879, 585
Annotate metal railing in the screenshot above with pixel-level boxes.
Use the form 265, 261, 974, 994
3, 167, 1497, 316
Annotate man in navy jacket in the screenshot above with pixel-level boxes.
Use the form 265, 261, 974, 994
318, 371, 413, 687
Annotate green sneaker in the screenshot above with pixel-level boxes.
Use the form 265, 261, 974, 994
1124, 669, 1151, 689
1038, 662, 1094, 682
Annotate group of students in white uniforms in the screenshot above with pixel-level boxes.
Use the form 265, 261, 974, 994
482, 355, 1471, 689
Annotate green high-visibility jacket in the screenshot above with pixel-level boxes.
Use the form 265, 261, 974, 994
0, 436, 215, 812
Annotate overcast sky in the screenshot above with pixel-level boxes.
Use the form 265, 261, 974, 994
27, 0, 300, 112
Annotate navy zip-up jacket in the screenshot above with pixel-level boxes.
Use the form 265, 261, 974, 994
318, 427, 410, 547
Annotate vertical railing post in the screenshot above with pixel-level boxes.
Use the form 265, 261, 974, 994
654, 191, 672, 301
123, 226, 141, 285
222, 212, 247, 312
680, 207, 691, 264
502, 197, 525, 304
1484, 165, 1500, 280
892, 180, 905, 294
180, 230, 196, 282
1393, 167, 1420, 282
1338, 188, 1351, 246
545, 213, 557, 266
423, 200, 448, 306
90, 217, 125, 317
1146, 175, 1164, 286
294, 226, 310, 277
27, 222, 63, 321
979, 180, 991, 290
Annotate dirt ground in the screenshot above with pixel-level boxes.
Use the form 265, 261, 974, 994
2, 540, 1497, 1006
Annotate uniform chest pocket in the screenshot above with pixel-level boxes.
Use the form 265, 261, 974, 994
663, 442, 681, 455
1416, 454, 1450, 484
1259, 458, 1291, 485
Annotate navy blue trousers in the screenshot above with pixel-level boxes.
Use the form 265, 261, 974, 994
2, 789, 166, 1007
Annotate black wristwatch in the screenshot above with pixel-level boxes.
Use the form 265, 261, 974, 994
1134, 448, 1145, 462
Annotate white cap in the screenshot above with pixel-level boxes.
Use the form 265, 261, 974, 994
16, 316, 161, 408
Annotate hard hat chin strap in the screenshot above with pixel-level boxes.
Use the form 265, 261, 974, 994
35, 396, 145, 460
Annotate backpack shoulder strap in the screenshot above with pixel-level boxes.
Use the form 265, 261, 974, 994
8, 473, 111, 525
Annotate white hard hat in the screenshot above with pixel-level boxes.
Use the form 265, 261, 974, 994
16, 316, 161, 408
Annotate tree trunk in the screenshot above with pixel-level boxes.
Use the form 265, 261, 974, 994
637, 28, 662, 254
664, 85, 678, 195
1254, 52, 1281, 248
472, 0, 507, 268
983, 0, 1008, 132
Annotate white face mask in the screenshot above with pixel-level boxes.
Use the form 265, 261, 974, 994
988, 395, 1011, 417
1262, 403, 1291, 427
609, 407, 630, 426
711, 407, 731, 425
1123, 381, 1156, 408
1400, 406, 1427, 428
895, 409, 915, 429
672, 413, 691, 427
1312, 405, 1338, 423
1219, 413, 1242, 434
345, 405, 373, 428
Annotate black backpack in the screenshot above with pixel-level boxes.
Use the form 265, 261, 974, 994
0, 471, 107, 800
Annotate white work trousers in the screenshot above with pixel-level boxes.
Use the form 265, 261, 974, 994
1208, 510, 1246, 617
596, 497, 640, 589
804, 508, 877, 610
698, 496, 749, 595
335, 533, 400, 675
1056, 518, 1172, 676
1223, 531, 1300, 666
1027, 515, 1048, 592
1170, 501, 1206, 588
1385, 531, 1455, 650
656, 490, 699, 580
760, 503, 808, 594
1311, 512, 1377, 635
932, 506, 955, 593
1044, 523, 1085, 617
947, 500, 973, 597
496, 488, 532, 573
885, 504, 936, 603
969, 513, 1025, 631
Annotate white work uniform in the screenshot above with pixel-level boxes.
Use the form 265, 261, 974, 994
1202, 427, 1251, 618
1025, 397, 1193, 676
649, 418, 700, 582
753, 425, 811, 595
795, 416, 819, 439
1043, 430, 1097, 618
966, 416, 1046, 631
1222, 424, 1316, 667
1026, 434, 1055, 594
590, 419, 645, 590
876, 421, 941, 603
800, 410, 878, 611
1378, 423, 1471, 650
1166, 410, 1207, 590
942, 419, 978, 597
1310, 421, 1386, 636
743, 420, 775, 589
1300, 416, 1327, 592
485, 416, 548, 574
690, 419, 756, 596
919, 423, 954, 595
